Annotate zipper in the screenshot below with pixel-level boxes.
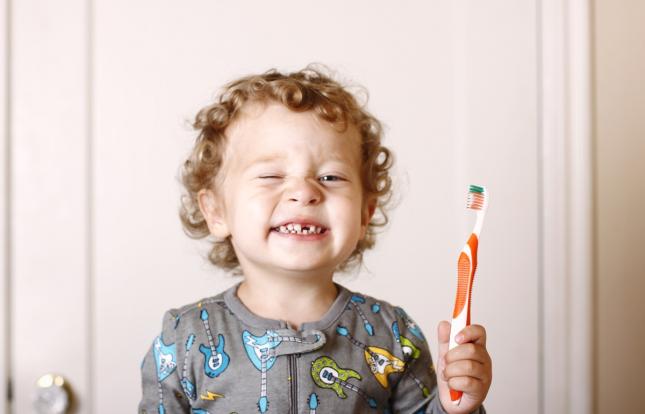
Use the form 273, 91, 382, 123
289, 354, 300, 414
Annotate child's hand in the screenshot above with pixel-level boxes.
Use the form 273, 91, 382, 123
436, 321, 492, 414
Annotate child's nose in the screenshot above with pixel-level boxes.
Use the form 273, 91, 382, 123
285, 178, 322, 205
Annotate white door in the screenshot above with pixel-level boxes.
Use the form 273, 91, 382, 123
4, 1, 557, 413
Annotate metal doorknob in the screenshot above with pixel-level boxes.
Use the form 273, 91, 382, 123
33, 374, 71, 414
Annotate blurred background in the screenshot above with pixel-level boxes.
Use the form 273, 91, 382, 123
0, 0, 643, 413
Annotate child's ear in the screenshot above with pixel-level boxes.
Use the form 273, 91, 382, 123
197, 188, 230, 239
359, 197, 378, 240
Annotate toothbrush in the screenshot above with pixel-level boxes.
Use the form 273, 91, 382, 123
448, 184, 488, 405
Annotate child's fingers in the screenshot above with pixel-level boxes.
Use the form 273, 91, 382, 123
446, 375, 486, 395
444, 342, 491, 365
442, 359, 490, 384
454, 324, 487, 347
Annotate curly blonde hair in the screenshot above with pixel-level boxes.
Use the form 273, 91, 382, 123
178, 64, 394, 275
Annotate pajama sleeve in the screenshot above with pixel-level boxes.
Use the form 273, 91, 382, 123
138, 310, 191, 413
388, 307, 486, 414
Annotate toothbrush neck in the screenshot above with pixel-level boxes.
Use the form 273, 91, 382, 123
473, 211, 485, 237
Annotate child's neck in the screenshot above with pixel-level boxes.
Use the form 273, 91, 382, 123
236, 275, 338, 331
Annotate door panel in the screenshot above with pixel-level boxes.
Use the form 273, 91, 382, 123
10, 0, 90, 412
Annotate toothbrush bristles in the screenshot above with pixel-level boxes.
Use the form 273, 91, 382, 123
467, 185, 488, 211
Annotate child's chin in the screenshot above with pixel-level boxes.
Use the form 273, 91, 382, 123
273, 259, 333, 274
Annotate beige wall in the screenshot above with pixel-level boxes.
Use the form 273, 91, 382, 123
593, 0, 645, 412
2, 1, 540, 412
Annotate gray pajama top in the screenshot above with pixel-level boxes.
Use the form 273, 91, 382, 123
138, 283, 486, 414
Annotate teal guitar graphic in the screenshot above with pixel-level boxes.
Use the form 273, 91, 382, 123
310, 356, 377, 409
391, 321, 429, 397
349, 294, 374, 336
199, 309, 230, 378
181, 334, 197, 400
395, 307, 426, 341
152, 335, 177, 414
243, 330, 319, 413
153, 336, 177, 381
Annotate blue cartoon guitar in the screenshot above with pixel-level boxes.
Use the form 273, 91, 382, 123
348, 294, 375, 336
153, 335, 177, 414
181, 334, 197, 400
394, 307, 426, 341
243, 330, 319, 413
199, 309, 230, 378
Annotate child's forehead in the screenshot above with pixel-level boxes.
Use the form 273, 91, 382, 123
230, 100, 354, 136
224, 101, 361, 162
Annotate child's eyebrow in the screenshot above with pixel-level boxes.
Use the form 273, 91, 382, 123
246, 153, 354, 168
249, 154, 287, 165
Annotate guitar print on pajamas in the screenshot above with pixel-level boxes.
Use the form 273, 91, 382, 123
243, 330, 320, 413
392, 321, 430, 397
310, 356, 377, 409
152, 335, 177, 414
371, 303, 381, 314
199, 309, 230, 378
348, 294, 375, 336
336, 325, 406, 389
394, 307, 426, 341
392, 321, 421, 360
307, 393, 320, 414
181, 334, 197, 400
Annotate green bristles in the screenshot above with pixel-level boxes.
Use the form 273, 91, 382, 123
469, 185, 485, 194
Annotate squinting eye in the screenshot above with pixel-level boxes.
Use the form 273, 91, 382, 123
319, 175, 344, 182
259, 175, 282, 179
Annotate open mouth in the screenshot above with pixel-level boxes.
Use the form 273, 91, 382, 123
270, 223, 328, 235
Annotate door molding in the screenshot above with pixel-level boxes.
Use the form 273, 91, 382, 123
539, 0, 593, 413
1, 0, 10, 411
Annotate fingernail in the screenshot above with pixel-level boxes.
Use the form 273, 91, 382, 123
456, 334, 464, 343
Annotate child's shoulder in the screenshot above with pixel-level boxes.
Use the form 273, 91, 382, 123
341, 285, 416, 321
345, 288, 420, 326
158, 286, 233, 329
341, 285, 427, 340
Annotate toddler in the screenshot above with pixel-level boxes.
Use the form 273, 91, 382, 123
139, 65, 492, 414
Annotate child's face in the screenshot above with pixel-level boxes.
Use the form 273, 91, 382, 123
198, 101, 375, 278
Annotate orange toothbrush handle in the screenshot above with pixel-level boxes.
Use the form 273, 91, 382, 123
449, 233, 478, 405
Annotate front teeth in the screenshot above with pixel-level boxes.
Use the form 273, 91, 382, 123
277, 224, 324, 235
